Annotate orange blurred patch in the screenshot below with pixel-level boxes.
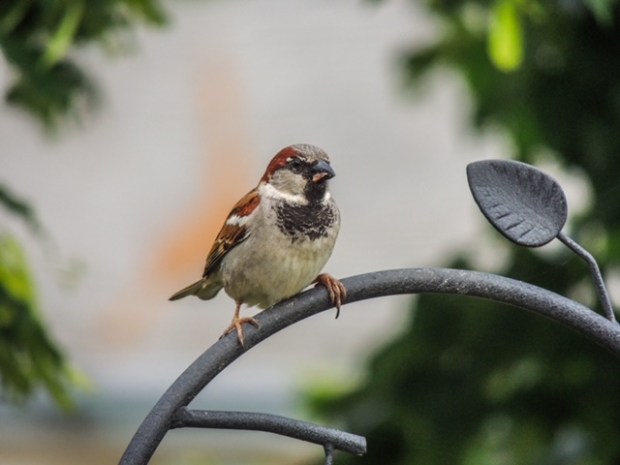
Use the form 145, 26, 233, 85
156, 56, 255, 280
156, 171, 248, 280
95, 56, 257, 349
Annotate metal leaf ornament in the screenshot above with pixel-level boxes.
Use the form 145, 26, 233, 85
467, 160, 568, 247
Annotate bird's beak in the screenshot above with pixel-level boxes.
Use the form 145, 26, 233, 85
311, 159, 336, 183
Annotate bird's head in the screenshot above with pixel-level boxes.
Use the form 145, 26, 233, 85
260, 144, 335, 203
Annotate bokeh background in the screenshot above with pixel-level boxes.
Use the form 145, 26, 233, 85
2, 1, 620, 464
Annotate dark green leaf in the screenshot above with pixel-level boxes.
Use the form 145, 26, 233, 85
0, 233, 74, 408
0, 184, 41, 233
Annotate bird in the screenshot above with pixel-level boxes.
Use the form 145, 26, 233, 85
169, 144, 346, 346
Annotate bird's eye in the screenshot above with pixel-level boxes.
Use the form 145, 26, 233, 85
289, 158, 303, 172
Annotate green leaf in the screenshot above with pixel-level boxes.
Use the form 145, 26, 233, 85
0, 233, 36, 303
584, 0, 615, 26
488, 0, 524, 72
0, 232, 76, 409
42, 1, 84, 68
0, 0, 31, 35
0, 184, 41, 234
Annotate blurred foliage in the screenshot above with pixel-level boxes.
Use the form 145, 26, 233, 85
311, 1, 620, 464
0, 230, 74, 408
0, 0, 167, 129
0, 183, 41, 233
0, 0, 167, 408
0, 185, 74, 408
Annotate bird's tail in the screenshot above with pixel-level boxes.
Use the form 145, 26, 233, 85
169, 278, 222, 301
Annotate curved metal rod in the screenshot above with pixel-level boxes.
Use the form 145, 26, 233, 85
119, 268, 620, 465
172, 408, 366, 455
557, 232, 617, 323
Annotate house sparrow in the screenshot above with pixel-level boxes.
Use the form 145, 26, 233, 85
170, 144, 346, 346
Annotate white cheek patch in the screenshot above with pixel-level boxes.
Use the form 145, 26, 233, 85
259, 182, 307, 204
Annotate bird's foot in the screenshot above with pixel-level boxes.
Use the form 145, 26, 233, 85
221, 316, 259, 347
314, 273, 347, 319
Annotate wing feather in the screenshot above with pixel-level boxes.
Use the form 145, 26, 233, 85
202, 188, 260, 277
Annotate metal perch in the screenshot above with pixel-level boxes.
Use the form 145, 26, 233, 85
119, 267, 620, 465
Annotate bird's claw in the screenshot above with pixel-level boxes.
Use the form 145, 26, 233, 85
221, 316, 259, 347
314, 273, 347, 319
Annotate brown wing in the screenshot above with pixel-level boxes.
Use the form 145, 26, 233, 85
202, 188, 261, 277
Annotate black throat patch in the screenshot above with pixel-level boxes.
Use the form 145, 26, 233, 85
275, 200, 337, 241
